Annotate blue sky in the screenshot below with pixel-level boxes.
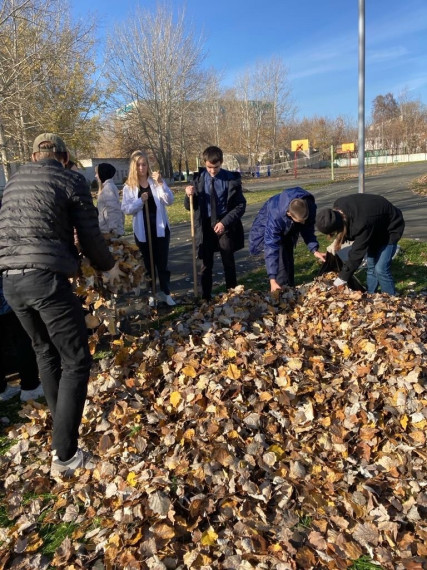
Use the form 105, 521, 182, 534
71, 0, 427, 121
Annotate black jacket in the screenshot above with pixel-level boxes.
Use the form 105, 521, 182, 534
184, 168, 246, 255
334, 193, 405, 281
0, 159, 114, 276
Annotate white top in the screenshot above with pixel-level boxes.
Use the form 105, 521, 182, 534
121, 177, 174, 242
97, 178, 125, 236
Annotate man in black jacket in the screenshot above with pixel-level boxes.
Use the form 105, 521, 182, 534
0, 133, 116, 478
184, 146, 246, 300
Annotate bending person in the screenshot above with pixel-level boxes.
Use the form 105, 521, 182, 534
121, 151, 176, 306
315, 193, 405, 294
249, 187, 324, 292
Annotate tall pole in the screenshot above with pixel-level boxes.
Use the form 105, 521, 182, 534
358, 0, 365, 193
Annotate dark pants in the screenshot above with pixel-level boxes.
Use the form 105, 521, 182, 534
276, 233, 296, 287
200, 220, 237, 300
3, 270, 91, 461
0, 310, 39, 392
135, 226, 171, 295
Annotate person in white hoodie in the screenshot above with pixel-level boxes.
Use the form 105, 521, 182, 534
96, 163, 125, 236
121, 151, 176, 306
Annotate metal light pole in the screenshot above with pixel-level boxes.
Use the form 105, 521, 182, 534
358, 0, 365, 193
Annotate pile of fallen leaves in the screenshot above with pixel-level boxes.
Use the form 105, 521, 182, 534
0, 278, 426, 569
73, 237, 146, 343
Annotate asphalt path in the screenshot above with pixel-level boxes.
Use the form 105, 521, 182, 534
167, 162, 427, 297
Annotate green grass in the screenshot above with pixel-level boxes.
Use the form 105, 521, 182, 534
349, 556, 382, 570
39, 521, 79, 555
227, 235, 427, 296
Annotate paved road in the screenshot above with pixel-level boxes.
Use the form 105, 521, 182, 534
167, 162, 427, 296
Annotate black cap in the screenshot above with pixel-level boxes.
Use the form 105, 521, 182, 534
316, 208, 344, 234
97, 163, 116, 183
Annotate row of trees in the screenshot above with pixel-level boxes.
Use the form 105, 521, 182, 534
369, 92, 427, 154
1, 2, 426, 183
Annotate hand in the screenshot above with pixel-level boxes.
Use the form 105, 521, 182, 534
314, 251, 326, 262
213, 222, 225, 235
104, 261, 125, 287
333, 277, 347, 287
270, 278, 282, 292
185, 185, 195, 197
152, 171, 163, 185
141, 192, 149, 202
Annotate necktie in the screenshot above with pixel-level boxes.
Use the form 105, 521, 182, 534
210, 177, 217, 227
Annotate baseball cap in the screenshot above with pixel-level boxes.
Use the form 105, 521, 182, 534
32, 133, 67, 153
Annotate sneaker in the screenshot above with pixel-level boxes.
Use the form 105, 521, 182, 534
148, 296, 156, 307
51, 448, 97, 479
0, 385, 20, 402
157, 291, 176, 306
20, 384, 44, 402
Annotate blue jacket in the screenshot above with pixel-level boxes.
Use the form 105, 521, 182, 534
249, 187, 319, 279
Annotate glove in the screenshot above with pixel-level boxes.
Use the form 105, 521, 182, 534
333, 277, 347, 287
104, 261, 125, 287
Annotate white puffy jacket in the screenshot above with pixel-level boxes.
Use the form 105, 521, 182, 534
97, 179, 125, 236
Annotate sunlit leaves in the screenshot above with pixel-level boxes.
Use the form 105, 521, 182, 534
0, 279, 425, 568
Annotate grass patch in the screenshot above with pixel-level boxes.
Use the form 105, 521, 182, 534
0, 504, 13, 528
39, 521, 79, 555
92, 348, 114, 361
237, 236, 427, 296
349, 556, 382, 569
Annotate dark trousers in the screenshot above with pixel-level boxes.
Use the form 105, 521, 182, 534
200, 220, 237, 300
135, 226, 171, 295
276, 234, 295, 287
3, 270, 91, 461
0, 310, 39, 392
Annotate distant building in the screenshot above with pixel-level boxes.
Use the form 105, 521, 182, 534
78, 158, 130, 185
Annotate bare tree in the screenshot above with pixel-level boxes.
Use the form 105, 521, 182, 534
233, 57, 294, 167
0, 0, 103, 181
106, 3, 207, 178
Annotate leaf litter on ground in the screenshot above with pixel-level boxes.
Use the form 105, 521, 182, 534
0, 272, 426, 569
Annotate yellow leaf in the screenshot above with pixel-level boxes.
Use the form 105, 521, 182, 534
127, 472, 138, 487
342, 345, 352, 358
226, 363, 241, 379
227, 430, 239, 439
400, 415, 409, 429
269, 543, 283, 553
225, 347, 237, 358
182, 365, 197, 378
25, 532, 44, 552
170, 391, 182, 408
268, 444, 285, 459
200, 527, 218, 546
182, 428, 195, 441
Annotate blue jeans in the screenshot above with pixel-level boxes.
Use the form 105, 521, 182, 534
366, 243, 397, 294
3, 270, 91, 461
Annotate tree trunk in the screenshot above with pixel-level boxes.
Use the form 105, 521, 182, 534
0, 121, 11, 183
